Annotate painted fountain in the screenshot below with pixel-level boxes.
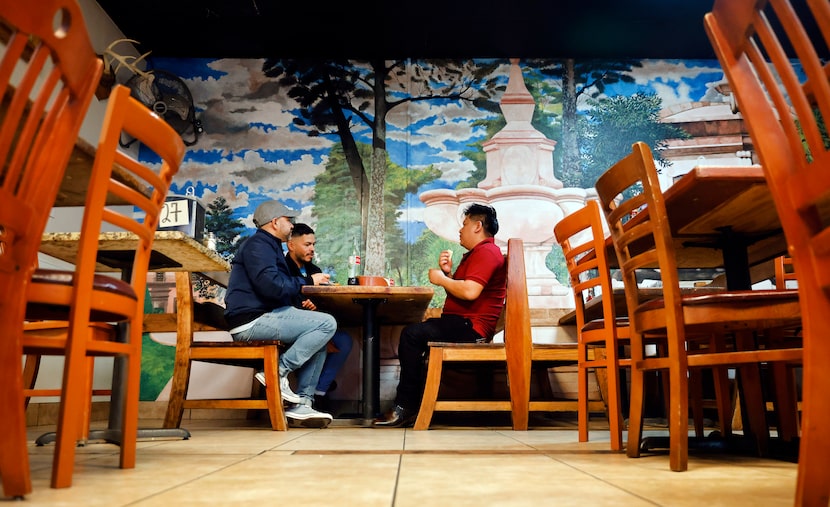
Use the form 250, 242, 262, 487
420, 59, 592, 311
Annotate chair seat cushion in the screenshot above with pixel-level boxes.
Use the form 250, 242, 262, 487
26, 268, 137, 322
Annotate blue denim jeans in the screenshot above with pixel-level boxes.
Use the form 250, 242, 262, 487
232, 306, 336, 402
316, 330, 353, 394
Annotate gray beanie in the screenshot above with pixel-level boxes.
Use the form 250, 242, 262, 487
252, 200, 299, 228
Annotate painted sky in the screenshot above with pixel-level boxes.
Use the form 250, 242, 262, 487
145, 58, 728, 237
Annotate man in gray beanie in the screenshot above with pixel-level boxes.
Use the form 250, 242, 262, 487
224, 200, 335, 426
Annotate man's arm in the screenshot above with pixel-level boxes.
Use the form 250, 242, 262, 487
429, 268, 484, 300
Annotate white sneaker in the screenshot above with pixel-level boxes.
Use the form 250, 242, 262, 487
279, 375, 302, 404
285, 403, 333, 428
254, 371, 266, 387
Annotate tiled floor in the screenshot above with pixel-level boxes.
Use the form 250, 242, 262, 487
13, 416, 798, 506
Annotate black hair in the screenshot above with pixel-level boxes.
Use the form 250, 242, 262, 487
290, 222, 315, 237
464, 203, 499, 236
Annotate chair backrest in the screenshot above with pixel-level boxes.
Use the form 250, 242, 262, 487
553, 199, 619, 331
0, 0, 103, 296
503, 237, 531, 417
70, 83, 185, 330
594, 141, 685, 338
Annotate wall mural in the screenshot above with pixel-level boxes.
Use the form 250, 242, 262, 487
141, 56, 739, 291
136, 56, 748, 402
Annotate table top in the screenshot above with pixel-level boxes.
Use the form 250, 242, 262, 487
0, 87, 145, 208
301, 285, 435, 327
39, 230, 230, 274
56, 137, 146, 207
605, 164, 786, 283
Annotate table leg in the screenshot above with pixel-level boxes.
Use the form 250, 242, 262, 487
355, 298, 385, 422
715, 226, 753, 291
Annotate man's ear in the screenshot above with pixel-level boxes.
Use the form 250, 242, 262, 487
473, 220, 484, 233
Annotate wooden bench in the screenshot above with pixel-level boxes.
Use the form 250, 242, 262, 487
414, 238, 597, 430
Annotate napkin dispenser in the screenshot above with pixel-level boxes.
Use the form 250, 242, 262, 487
158, 188, 206, 240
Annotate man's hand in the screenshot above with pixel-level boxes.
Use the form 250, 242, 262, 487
439, 249, 453, 275
428, 268, 446, 285
311, 272, 331, 285
300, 298, 318, 311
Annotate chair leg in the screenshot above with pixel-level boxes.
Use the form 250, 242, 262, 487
577, 341, 590, 443
770, 361, 799, 441
119, 329, 142, 470
599, 346, 624, 452
51, 327, 89, 488
712, 366, 733, 437
706, 334, 733, 437
795, 320, 830, 505
414, 347, 443, 430
667, 357, 690, 472
626, 362, 646, 459
263, 347, 287, 431
79, 357, 96, 445
735, 331, 770, 457
163, 353, 191, 429
689, 368, 705, 438
0, 319, 32, 498
22, 353, 39, 409
164, 272, 196, 430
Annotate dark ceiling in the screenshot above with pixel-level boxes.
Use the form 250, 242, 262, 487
95, 1, 725, 60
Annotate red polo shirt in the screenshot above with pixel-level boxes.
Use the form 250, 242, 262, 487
441, 237, 506, 339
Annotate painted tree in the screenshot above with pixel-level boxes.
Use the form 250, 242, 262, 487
533, 59, 643, 186
205, 196, 246, 259
312, 142, 440, 284
582, 92, 690, 185
261, 59, 503, 276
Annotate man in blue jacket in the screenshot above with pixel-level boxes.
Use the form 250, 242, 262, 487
224, 200, 334, 426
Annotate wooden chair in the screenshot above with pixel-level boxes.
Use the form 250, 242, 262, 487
159, 285, 287, 431
414, 238, 531, 430
552, 200, 629, 451
0, 0, 103, 498
595, 141, 802, 472
23, 84, 184, 488
705, 1, 830, 500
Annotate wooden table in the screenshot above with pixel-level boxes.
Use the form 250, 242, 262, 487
38, 230, 229, 275
37, 230, 230, 443
302, 285, 434, 421
604, 165, 785, 290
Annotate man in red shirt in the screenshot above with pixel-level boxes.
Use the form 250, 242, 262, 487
374, 203, 506, 427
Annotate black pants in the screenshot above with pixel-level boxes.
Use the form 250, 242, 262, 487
394, 315, 482, 410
